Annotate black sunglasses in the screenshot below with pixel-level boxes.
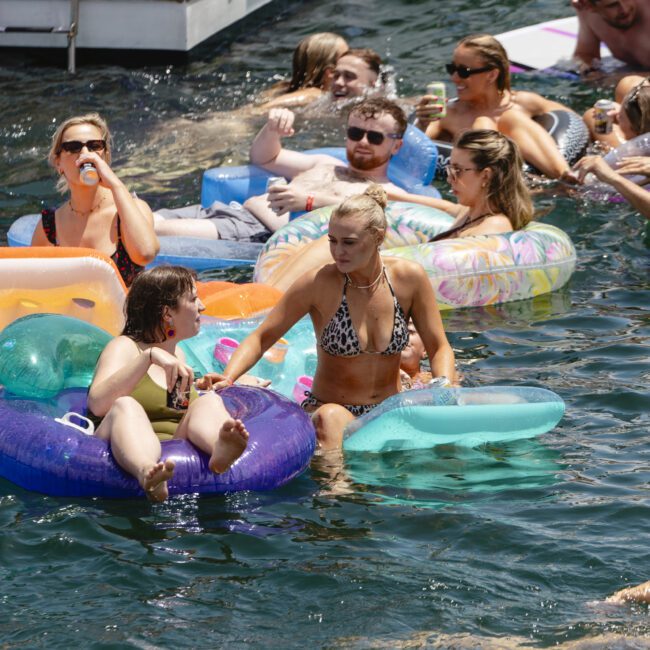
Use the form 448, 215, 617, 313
347, 126, 401, 146
59, 139, 107, 154
445, 62, 493, 79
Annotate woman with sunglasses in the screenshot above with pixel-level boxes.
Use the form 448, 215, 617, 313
212, 185, 457, 451
415, 34, 579, 182
31, 113, 159, 286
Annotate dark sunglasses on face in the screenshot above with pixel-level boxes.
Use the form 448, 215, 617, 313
347, 126, 401, 145
59, 139, 107, 154
445, 62, 493, 79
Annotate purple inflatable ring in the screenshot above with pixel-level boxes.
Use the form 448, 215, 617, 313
0, 386, 316, 498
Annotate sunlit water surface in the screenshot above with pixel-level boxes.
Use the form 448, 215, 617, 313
0, 0, 649, 647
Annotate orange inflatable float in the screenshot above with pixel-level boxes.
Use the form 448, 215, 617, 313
0, 248, 282, 334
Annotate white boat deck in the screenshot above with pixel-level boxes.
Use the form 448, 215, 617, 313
0, 0, 275, 52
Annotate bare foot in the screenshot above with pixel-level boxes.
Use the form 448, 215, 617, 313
209, 418, 249, 473
142, 459, 175, 502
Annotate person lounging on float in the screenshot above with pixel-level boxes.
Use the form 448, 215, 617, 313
155, 98, 426, 241
415, 34, 580, 181
583, 75, 650, 148
87, 266, 251, 503
264, 129, 533, 292
211, 185, 457, 451
31, 113, 159, 286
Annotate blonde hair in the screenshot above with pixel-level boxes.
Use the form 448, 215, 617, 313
622, 78, 650, 136
457, 34, 511, 93
48, 113, 112, 193
455, 129, 533, 230
288, 32, 347, 91
331, 184, 388, 235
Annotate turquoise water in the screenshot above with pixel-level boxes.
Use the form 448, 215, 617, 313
1, 0, 649, 646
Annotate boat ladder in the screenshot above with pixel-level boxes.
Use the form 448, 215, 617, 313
0, 0, 80, 73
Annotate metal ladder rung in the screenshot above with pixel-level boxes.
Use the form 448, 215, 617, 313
1, 27, 71, 34
0, 0, 79, 73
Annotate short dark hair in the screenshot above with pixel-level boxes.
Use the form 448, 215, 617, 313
339, 48, 382, 76
349, 97, 407, 137
122, 265, 196, 343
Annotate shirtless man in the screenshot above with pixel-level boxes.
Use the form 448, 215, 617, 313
572, 0, 650, 70
244, 97, 411, 233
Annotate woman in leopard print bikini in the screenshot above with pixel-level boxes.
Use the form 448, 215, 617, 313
216, 184, 456, 450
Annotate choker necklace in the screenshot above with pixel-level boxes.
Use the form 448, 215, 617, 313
346, 264, 385, 290
68, 194, 107, 218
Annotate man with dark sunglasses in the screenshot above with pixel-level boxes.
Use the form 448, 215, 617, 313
241, 98, 409, 233
572, 0, 650, 71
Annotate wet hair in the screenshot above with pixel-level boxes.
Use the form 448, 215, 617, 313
122, 265, 196, 344
287, 32, 347, 92
454, 129, 533, 230
349, 97, 407, 137
338, 48, 389, 88
622, 78, 650, 136
457, 34, 511, 93
331, 184, 388, 237
48, 113, 112, 193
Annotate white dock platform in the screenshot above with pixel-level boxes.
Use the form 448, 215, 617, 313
0, 0, 275, 52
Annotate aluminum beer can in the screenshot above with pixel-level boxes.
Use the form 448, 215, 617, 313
265, 176, 288, 191
426, 81, 447, 118
593, 99, 615, 135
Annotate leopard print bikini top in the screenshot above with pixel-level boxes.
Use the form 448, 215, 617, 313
319, 268, 409, 357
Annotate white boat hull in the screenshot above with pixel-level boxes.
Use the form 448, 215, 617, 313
0, 0, 275, 52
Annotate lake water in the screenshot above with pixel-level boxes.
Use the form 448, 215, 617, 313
0, 0, 649, 647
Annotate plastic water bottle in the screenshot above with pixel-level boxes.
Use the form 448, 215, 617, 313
80, 163, 99, 186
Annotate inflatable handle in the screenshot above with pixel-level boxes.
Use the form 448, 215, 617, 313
55, 412, 95, 435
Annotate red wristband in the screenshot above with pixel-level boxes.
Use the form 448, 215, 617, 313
305, 194, 315, 212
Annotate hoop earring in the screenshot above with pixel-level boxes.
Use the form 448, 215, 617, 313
165, 319, 176, 339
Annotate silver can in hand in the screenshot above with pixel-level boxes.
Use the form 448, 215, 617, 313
266, 176, 288, 192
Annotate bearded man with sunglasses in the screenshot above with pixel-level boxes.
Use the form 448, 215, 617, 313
226, 97, 414, 234
572, 0, 650, 71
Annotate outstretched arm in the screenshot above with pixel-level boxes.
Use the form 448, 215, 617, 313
217, 272, 314, 387
574, 155, 650, 219
250, 108, 321, 178
385, 185, 465, 217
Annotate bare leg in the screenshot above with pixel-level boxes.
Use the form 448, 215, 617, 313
265, 235, 333, 290
176, 392, 249, 474
606, 580, 650, 605
153, 213, 221, 239
94, 396, 174, 502
497, 110, 572, 180
310, 403, 356, 451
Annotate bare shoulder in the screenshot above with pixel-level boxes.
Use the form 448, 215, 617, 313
385, 257, 428, 284
100, 335, 138, 359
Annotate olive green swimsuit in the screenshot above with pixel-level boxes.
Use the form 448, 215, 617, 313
129, 373, 199, 440
89, 373, 199, 441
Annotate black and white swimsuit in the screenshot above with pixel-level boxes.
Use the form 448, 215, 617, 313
301, 268, 409, 417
